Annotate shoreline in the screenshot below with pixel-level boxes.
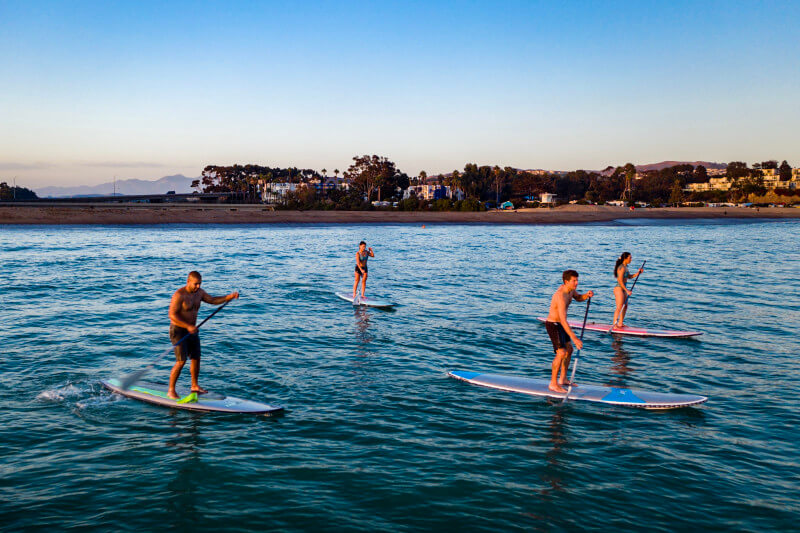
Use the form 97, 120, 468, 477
1, 203, 799, 225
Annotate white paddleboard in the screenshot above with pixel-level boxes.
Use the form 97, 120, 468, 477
449, 370, 707, 409
536, 317, 702, 338
102, 378, 284, 414
335, 291, 394, 308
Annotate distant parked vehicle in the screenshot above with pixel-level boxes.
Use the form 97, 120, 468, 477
500, 201, 514, 210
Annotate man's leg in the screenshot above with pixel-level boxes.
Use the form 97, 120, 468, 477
189, 357, 207, 393
168, 360, 186, 399
559, 344, 574, 385
550, 349, 567, 393
361, 272, 368, 298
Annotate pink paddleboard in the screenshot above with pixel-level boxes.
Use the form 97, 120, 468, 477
536, 317, 702, 338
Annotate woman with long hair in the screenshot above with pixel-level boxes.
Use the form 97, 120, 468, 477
612, 252, 642, 329
352, 241, 375, 302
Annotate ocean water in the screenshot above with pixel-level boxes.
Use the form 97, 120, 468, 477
1, 220, 799, 531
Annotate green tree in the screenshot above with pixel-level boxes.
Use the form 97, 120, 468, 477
345, 155, 406, 202
694, 165, 708, 183
492, 166, 505, 205
0, 182, 38, 200
445, 169, 464, 199
726, 161, 750, 180
669, 180, 684, 206
779, 160, 792, 181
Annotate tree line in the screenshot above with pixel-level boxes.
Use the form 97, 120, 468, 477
0, 182, 38, 201
193, 157, 796, 209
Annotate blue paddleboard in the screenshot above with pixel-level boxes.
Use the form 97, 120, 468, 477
448, 370, 707, 409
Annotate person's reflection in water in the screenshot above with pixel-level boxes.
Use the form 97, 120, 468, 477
609, 338, 632, 387
353, 306, 374, 357
164, 413, 204, 527
539, 409, 567, 497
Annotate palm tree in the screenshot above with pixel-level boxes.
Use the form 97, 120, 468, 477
447, 169, 464, 200
492, 166, 503, 206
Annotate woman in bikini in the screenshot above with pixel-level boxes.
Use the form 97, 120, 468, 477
612, 252, 643, 329
353, 241, 375, 301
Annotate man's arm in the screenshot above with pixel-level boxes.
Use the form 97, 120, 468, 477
168, 292, 196, 332
368, 248, 375, 257
574, 290, 594, 302
201, 289, 239, 305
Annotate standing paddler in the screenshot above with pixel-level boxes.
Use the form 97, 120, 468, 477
611, 252, 643, 330
167, 271, 239, 399
352, 241, 374, 302
544, 270, 593, 393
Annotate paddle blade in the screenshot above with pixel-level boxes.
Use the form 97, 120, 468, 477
118, 365, 152, 390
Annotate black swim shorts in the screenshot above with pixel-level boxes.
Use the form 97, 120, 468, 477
169, 325, 201, 362
545, 321, 570, 353
355, 266, 368, 275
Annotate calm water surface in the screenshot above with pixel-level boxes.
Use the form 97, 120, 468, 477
1, 220, 799, 531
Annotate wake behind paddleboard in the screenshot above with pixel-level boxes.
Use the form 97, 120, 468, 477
102, 378, 284, 414
335, 291, 394, 308
448, 370, 707, 409
536, 317, 702, 338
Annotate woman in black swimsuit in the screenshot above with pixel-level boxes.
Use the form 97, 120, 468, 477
353, 241, 375, 301
612, 252, 642, 329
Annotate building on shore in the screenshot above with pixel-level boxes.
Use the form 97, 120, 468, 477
540, 192, 556, 204
686, 167, 800, 193
403, 184, 464, 201
308, 176, 350, 196
260, 182, 306, 203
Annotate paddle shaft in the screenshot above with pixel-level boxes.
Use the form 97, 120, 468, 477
563, 297, 591, 403
622, 260, 646, 309
119, 299, 232, 390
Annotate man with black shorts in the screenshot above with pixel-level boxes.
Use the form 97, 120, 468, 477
545, 269, 593, 393
167, 271, 239, 399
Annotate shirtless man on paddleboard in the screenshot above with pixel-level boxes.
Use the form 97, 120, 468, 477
544, 270, 593, 393
167, 271, 238, 399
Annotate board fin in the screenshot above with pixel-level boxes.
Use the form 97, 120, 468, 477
177, 392, 199, 404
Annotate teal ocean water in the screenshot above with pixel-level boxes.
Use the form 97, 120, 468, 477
2, 220, 799, 531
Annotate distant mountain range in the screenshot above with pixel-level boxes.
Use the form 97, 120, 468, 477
517, 161, 727, 176
633, 161, 727, 172
36, 174, 197, 198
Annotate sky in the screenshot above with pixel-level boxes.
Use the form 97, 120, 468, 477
1, 0, 798, 188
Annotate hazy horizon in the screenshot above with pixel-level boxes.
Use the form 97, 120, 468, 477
2, 1, 798, 188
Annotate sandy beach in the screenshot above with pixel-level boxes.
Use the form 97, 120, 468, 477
1, 202, 799, 224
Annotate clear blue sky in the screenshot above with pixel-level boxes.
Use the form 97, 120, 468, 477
1, 0, 798, 187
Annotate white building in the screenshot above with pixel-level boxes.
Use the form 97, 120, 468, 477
261, 182, 305, 203
403, 184, 464, 201
540, 192, 556, 204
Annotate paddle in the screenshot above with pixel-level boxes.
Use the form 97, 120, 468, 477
118, 299, 233, 390
609, 260, 646, 333
563, 297, 591, 404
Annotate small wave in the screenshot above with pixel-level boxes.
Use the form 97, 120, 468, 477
75, 393, 123, 410
37, 383, 85, 402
